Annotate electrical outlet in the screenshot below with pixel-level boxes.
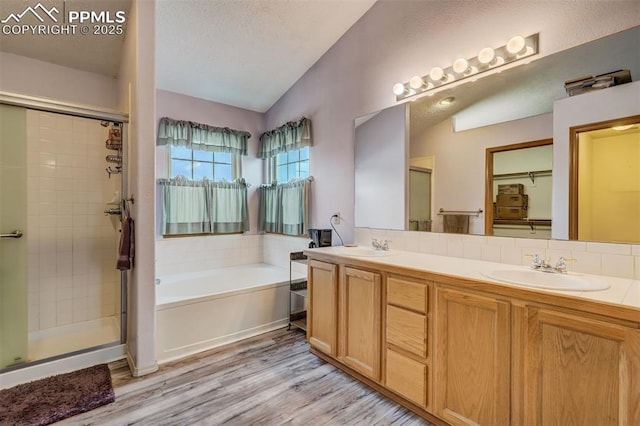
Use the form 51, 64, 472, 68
333, 212, 340, 224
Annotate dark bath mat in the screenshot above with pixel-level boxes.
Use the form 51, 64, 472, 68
0, 364, 115, 425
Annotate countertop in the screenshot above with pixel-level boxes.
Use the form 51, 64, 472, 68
305, 246, 640, 317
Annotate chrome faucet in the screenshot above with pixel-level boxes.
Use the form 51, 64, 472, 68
372, 238, 390, 251
528, 254, 576, 273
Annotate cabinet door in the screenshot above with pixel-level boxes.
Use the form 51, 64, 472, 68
339, 267, 382, 381
525, 308, 640, 425
435, 288, 510, 426
308, 260, 338, 357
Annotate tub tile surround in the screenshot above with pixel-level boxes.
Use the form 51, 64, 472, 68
355, 228, 640, 282
155, 233, 309, 277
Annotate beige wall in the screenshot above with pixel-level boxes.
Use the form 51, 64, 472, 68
579, 130, 640, 243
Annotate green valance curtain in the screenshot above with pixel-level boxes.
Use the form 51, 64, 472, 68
258, 177, 312, 236
257, 117, 312, 159
157, 117, 251, 156
159, 176, 250, 235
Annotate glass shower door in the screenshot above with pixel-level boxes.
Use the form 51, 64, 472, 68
0, 104, 28, 369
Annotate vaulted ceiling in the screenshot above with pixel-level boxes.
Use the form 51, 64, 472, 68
0, 0, 376, 113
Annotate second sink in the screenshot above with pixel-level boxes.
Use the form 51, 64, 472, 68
482, 269, 610, 291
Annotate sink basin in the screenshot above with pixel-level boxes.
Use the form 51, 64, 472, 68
482, 269, 610, 291
331, 246, 396, 257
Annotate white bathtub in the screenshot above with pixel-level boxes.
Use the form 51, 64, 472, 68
156, 263, 306, 363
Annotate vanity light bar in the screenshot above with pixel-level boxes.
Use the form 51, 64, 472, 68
393, 34, 539, 101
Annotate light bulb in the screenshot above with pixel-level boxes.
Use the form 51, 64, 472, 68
453, 58, 469, 74
409, 76, 425, 90
507, 35, 526, 55
478, 47, 495, 64
392, 83, 406, 96
429, 67, 445, 82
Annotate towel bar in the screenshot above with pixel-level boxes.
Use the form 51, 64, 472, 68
438, 208, 483, 217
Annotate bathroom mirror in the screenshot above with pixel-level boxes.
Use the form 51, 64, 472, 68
354, 25, 640, 241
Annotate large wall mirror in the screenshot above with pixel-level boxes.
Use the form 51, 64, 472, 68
354, 25, 640, 243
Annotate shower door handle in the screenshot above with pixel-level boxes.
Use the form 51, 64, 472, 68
0, 230, 23, 238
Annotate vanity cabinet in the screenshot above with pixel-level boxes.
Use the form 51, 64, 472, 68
339, 267, 382, 380
304, 250, 639, 426
523, 307, 640, 425
434, 287, 511, 426
307, 260, 338, 356
385, 275, 430, 408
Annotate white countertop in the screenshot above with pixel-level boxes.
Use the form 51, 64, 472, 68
306, 246, 640, 311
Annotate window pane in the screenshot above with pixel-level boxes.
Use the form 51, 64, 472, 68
299, 146, 309, 161
277, 164, 288, 182
299, 160, 309, 177
288, 163, 297, 179
193, 161, 213, 180
193, 149, 213, 162
216, 164, 232, 181
171, 159, 192, 179
171, 145, 192, 160
215, 152, 232, 164
288, 149, 299, 163
276, 152, 287, 166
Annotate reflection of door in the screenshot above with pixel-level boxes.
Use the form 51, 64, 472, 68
570, 116, 640, 243
485, 139, 553, 238
409, 167, 431, 231
0, 104, 28, 368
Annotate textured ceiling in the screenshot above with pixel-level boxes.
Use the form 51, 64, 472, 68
0, 0, 130, 77
155, 0, 377, 112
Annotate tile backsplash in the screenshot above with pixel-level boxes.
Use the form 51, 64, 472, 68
355, 227, 640, 280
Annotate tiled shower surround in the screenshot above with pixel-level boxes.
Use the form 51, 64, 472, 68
26, 110, 121, 332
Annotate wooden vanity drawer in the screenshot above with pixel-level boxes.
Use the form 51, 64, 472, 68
386, 305, 427, 357
387, 277, 427, 313
386, 348, 427, 407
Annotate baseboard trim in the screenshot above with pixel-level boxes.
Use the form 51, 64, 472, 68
125, 350, 158, 377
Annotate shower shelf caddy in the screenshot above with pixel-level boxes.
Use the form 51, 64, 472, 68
288, 251, 308, 332
105, 123, 123, 178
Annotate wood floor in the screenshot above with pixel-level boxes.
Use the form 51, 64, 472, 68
58, 328, 430, 425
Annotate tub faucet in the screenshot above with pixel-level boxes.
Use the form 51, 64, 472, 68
372, 238, 390, 251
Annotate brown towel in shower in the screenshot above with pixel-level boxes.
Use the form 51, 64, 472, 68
117, 216, 135, 270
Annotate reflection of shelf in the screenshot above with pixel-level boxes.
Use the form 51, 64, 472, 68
494, 219, 551, 231
493, 169, 552, 184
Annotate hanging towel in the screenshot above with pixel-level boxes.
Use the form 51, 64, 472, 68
443, 215, 469, 234
117, 216, 135, 270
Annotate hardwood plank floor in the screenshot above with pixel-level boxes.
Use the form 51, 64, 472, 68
58, 328, 431, 425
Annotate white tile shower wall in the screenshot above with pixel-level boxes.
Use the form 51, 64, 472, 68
26, 111, 120, 332
155, 234, 263, 277
355, 228, 640, 280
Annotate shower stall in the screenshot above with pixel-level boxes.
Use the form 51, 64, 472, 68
0, 97, 128, 374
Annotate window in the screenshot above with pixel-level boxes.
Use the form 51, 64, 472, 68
170, 146, 235, 181
274, 146, 309, 183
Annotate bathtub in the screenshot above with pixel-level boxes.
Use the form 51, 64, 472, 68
156, 263, 306, 363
